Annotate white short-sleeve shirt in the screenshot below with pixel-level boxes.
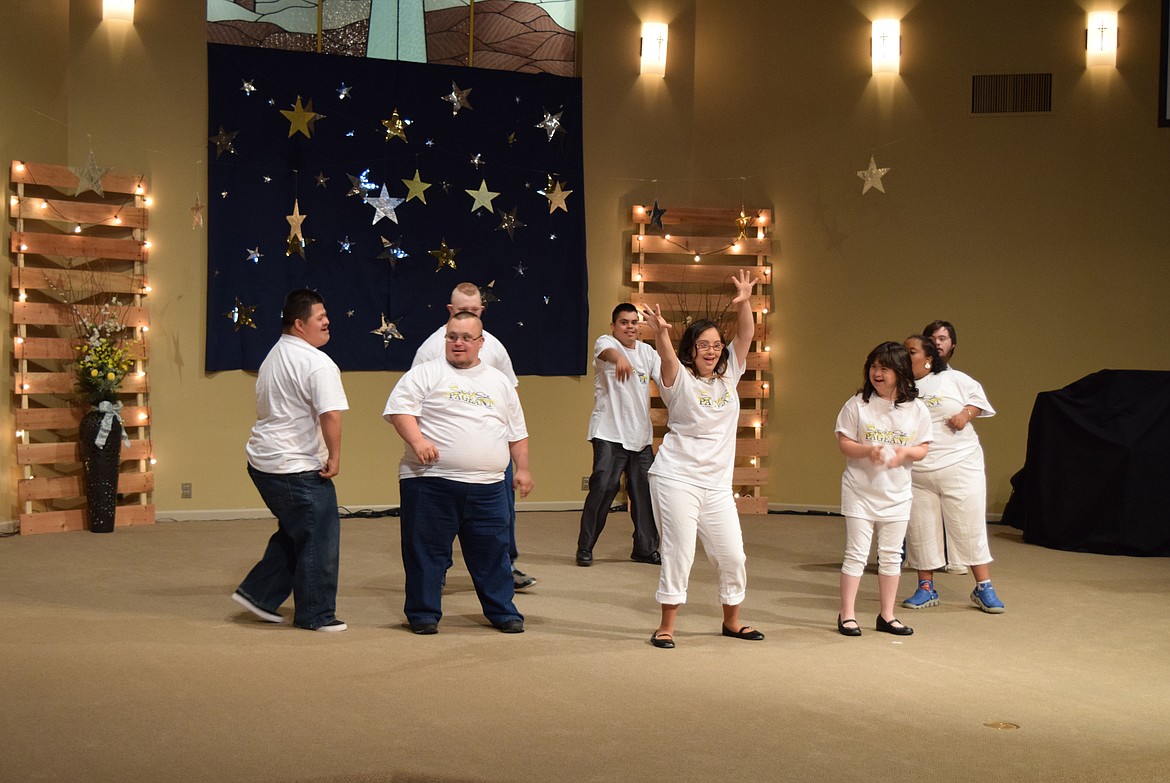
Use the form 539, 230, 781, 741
913, 368, 995, 472
383, 358, 528, 484
835, 393, 933, 520
587, 334, 662, 451
246, 334, 349, 474
648, 349, 746, 490
413, 325, 518, 387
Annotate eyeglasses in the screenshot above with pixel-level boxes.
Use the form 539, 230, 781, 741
445, 334, 484, 344
695, 341, 724, 351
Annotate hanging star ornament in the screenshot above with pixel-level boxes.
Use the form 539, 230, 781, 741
315, 171, 330, 188
402, 170, 431, 204
442, 81, 473, 115
371, 314, 404, 347
364, 185, 404, 225
857, 156, 891, 194
245, 247, 262, 264
429, 239, 459, 272
286, 234, 307, 259
226, 298, 258, 331
209, 126, 239, 159
465, 179, 500, 213
382, 108, 409, 143
378, 236, 409, 269
191, 195, 205, 229
336, 82, 352, 100
647, 201, 666, 231
543, 180, 572, 214
513, 261, 528, 277
479, 280, 500, 305
240, 79, 257, 96
496, 207, 525, 240
735, 210, 754, 241
338, 236, 354, 253
535, 110, 563, 141
286, 199, 307, 243
280, 96, 319, 139
71, 150, 111, 197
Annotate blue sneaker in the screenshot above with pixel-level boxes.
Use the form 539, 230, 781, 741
971, 583, 1005, 614
902, 581, 939, 609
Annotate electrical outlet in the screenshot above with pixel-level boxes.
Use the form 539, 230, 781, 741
581, 477, 590, 491
180, 482, 192, 499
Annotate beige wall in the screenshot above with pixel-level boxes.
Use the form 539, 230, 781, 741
3, 0, 1169, 526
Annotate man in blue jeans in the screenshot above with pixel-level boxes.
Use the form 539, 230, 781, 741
231, 289, 349, 632
385, 311, 534, 634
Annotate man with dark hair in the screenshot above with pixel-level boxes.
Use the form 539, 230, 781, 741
385, 311, 533, 634
924, 320, 957, 363
413, 283, 536, 590
575, 303, 662, 566
231, 289, 349, 632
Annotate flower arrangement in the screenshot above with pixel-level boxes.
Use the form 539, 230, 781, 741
74, 298, 133, 405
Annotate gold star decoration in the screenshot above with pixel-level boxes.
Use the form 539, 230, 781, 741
226, 298, 258, 331
441, 81, 473, 115
429, 239, 459, 272
544, 180, 572, 213
280, 96, 319, 139
378, 236, 409, 270
535, 110, 563, 141
71, 150, 111, 197
496, 206, 525, 240
382, 108, 408, 142
857, 156, 891, 194
465, 179, 500, 213
371, 314, 404, 347
191, 195, 205, 229
402, 169, 431, 204
364, 185, 404, 225
735, 210, 754, 240
286, 199, 307, 242
286, 234, 306, 259
209, 126, 239, 159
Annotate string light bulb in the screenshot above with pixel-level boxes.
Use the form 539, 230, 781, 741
73, 223, 82, 233
15, 162, 25, 172
143, 240, 152, 249
144, 196, 153, 206
40, 200, 48, 210
693, 254, 701, 262
9, 196, 17, 206
149, 458, 157, 465
135, 184, 145, 195
113, 215, 122, 225
143, 284, 153, 293
18, 291, 27, 302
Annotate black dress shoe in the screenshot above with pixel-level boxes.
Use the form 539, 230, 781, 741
630, 552, 662, 565
576, 550, 593, 566
410, 622, 438, 635
495, 619, 525, 634
837, 615, 862, 637
721, 625, 765, 641
876, 614, 914, 635
650, 631, 675, 649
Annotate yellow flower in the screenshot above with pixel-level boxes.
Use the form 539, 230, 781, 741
106, 372, 116, 381
90, 369, 99, 377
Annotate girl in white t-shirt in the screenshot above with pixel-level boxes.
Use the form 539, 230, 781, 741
834, 341, 932, 637
641, 269, 763, 650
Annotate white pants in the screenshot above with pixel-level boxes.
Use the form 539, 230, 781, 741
905, 453, 992, 571
841, 516, 908, 577
649, 474, 747, 606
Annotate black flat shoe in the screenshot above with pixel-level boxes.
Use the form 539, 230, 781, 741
721, 625, 765, 641
630, 552, 662, 565
409, 622, 438, 635
837, 615, 862, 637
876, 614, 914, 636
575, 550, 593, 566
650, 631, 675, 649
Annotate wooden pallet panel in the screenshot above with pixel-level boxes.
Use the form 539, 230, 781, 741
632, 205, 772, 228
10, 198, 148, 229
18, 504, 155, 535
14, 336, 148, 361
632, 263, 772, 285
11, 231, 147, 262
19, 471, 154, 502
628, 292, 769, 312
11, 160, 147, 196
15, 372, 149, 395
636, 322, 766, 342
16, 405, 150, 429
17, 438, 152, 465
11, 268, 148, 296
735, 496, 769, 515
632, 235, 772, 256
12, 301, 149, 328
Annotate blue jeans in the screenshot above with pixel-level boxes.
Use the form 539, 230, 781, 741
400, 477, 521, 627
238, 465, 341, 630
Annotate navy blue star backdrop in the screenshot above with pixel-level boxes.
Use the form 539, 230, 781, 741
206, 43, 588, 374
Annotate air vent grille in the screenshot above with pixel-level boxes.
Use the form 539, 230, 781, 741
971, 73, 1052, 114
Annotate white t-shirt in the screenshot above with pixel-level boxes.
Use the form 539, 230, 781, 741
835, 393, 933, 520
587, 334, 662, 451
914, 368, 995, 472
383, 358, 528, 484
648, 349, 746, 490
413, 325, 519, 387
246, 334, 349, 474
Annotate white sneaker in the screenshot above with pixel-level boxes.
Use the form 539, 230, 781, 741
231, 591, 284, 623
944, 564, 968, 575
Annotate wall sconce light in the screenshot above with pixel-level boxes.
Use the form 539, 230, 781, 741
871, 19, 901, 74
1086, 11, 1118, 67
102, 0, 135, 22
640, 22, 668, 77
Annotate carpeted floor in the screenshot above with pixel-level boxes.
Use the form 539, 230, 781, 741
1, 511, 1168, 782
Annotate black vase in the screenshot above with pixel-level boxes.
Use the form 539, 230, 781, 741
79, 408, 122, 533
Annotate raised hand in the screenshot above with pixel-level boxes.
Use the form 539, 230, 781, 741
640, 303, 670, 332
731, 268, 759, 304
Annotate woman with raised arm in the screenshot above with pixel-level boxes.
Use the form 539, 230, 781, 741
640, 269, 764, 649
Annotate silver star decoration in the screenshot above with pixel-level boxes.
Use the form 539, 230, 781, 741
378, 236, 409, 270
345, 130, 355, 137
241, 79, 256, 96
425, 139, 435, 147
221, 191, 229, 198
346, 310, 355, 317
857, 156, 891, 194
371, 314, 404, 347
338, 236, 354, 253
442, 81, 473, 115
496, 207, 525, 240
549, 233, 557, 240
470, 153, 484, 169
513, 261, 528, 276
535, 111, 563, 141
209, 126, 239, 158
315, 172, 330, 188
364, 185, 404, 225
337, 82, 352, 100
246, 247, 262, 263
262, 175, 272, 183
71, 150, 111, 197
543, 296, 550, 305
